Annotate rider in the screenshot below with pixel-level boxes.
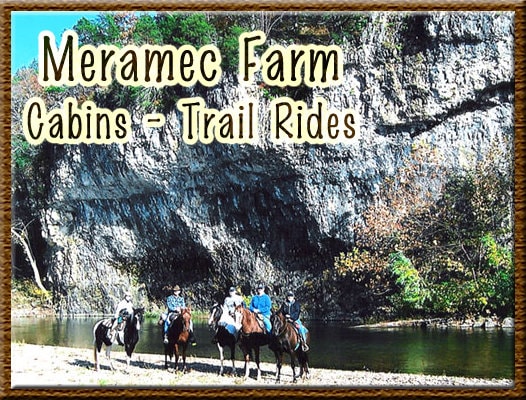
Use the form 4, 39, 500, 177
249, 283, 272, 332
162, 285, 197, 346
212, 286, 244, 344
110, 290, 134, 341
223, 286, 244, 317
278, 291, 309, 352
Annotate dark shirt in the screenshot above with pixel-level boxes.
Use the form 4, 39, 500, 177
279, 300, 301, 321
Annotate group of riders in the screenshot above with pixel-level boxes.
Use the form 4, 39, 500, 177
110, 283, 309, 352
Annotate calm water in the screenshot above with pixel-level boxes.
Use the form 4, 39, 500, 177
11, 317, 514, 379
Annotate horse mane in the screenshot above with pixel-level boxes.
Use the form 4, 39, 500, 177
235, 304, 265, 334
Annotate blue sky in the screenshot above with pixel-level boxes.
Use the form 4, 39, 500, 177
11, 11, 99, 73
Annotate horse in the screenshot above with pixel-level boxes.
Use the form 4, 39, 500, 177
270, 311, 310, 383
234, 304, 277, 380
208, 303, 238, 375
93, 307, 145, 371
163, 307, 192, 372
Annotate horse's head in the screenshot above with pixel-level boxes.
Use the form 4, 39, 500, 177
181, 307, 192, 332
234, 304, 245, 326
208, 303, 222, 329
271, 311, 286, 335
133, 307, 145, 328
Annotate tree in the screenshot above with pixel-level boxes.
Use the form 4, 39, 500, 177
347, 138, 514, 318
11, 222, 47, 292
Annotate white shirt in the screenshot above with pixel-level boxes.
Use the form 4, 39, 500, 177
224, 293, 244, 314
114, 298, 134, 318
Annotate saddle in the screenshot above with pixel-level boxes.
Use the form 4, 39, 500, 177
255, 312, 266, 331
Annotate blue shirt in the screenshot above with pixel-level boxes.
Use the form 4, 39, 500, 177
166, 294, 185, 311
250, 293, 272, 317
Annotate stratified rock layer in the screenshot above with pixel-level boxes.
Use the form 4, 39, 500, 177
37, 13, 513, 315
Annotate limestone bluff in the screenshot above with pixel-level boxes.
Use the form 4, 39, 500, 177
12, 12, 514, 318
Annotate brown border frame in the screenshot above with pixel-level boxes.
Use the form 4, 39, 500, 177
1, 1, 524, 398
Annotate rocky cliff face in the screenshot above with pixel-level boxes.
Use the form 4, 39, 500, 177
37, 12, 514, 315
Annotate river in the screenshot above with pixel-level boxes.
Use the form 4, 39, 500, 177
11, 316, 514, 380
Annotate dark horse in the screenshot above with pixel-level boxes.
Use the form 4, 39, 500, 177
270, 311, 310, 383
93, 307, 145, 371
208, 303, 238, 375
234, 304, 276, 380
162, 307, 192, 372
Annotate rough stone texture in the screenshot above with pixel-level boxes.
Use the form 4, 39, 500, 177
36, 12, 514, 315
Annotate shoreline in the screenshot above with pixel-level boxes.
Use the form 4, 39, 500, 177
9, 343, 513, 389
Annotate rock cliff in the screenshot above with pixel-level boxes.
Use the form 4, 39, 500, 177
29, 12, 514, 315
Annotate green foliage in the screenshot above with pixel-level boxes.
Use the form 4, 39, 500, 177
133, 14, 163, 45
480, 233, 514, 315
157, 13, 215, 46
349, 139, 514, 320
74, 14, 121, 45
43, 86, 67, 94
12, 278, 52, 306
12, 134, 34, 171
388, 252, 428, 312
327, 14, 370, 45
217, 25, 248, 71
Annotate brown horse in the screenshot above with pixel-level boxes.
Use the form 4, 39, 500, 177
270, 311, 310, 383
162, 307, 192, 372
234, 304, 276, 380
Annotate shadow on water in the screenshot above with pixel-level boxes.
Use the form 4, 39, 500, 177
12, 317, 514, 380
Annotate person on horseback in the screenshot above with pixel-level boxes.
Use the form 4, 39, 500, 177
110, 290, 134, 341
224, 286, 244, 317
162, 285, 197, 346
278, 291, 309, 352
212, 286, 244, 344
249, 283, 272, 332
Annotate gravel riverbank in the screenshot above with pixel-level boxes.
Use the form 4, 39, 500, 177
9, 343, 513, 389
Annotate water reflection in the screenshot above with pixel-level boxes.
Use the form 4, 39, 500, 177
11, 317, 514, 379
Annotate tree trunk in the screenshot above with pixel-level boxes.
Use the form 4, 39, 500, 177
11, 227, 47, 292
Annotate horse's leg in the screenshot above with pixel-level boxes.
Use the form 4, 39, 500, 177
300, 351, 310, 380
255, 346, 261, 381
182, 344, 187, 373
303, 358, 310, 380
105, 345, 114, 371
290, 351, 297, 383
242, 346, 251, 379
275, 351, 283, 383
217, 343, 225, 375
174, 343, 179, 373
94, 344, 100, 372
230, 344, 236, 376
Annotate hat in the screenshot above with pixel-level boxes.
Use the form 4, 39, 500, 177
229, 286, 236, 293
257, 283, 264, 290
286, 291, 294, 297
173, 285, 181, 291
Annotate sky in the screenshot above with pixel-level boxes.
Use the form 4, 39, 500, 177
11, 11, 99, 73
